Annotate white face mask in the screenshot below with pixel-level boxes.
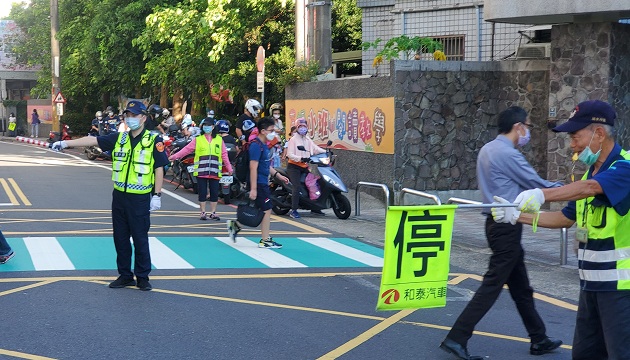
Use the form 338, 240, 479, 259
273, 114, 281, 119
266, 132, 276, 141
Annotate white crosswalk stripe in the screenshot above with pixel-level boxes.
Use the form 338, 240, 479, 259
23, 236, 75, 271
298, 237, 384, 267
148, 237, 194, 269
215, 237, 307, 268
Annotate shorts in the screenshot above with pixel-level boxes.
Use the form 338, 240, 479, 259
255, 183, 273, 211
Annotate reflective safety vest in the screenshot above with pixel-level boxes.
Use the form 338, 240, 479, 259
193, 135, 223, 178
111, 131, 157, 194
576, 149, 630, 291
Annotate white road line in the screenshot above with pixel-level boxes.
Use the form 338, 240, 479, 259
148, 237, 194, 269
298, 237, 383, 267
215, 237, 307, 268
23, 237, 75, 271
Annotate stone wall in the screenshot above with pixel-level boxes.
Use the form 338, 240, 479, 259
546, 22, 630, 185
393, 60, 551, 199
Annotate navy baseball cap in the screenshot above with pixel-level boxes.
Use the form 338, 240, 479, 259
123, 100, 147, 115
552, 100, 616, 133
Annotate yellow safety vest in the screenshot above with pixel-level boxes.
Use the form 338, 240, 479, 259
193, 135, 223, 178
111, 131, 157, 194
576, 149, 630, 291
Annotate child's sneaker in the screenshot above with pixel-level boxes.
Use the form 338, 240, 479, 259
200, 212, 208, 220
0, 251, 15, 264
289, 210, 301, 219
258, 238, 283, 249
208, 212, 221, 221
227, 220, 241, 243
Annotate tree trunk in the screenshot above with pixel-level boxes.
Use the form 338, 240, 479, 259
191, 88, 203, 117
172, 85, 184, 122
160, 83, 169, 110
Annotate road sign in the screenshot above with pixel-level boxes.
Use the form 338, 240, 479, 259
257, 71, 264, 92
256, 46, 265, 72
56, 102, 64, 116
53, 92, 66, 103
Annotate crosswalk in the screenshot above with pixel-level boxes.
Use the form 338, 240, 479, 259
0, 236, 384, 272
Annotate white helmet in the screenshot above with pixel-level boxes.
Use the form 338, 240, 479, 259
245, 99, 263, 118
182, 114, 193, 126
95, 111, 103, 118
162, 109, 170, 117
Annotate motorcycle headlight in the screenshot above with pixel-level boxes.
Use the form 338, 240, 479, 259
319, 157, 330, 165
322, 174, 340, 188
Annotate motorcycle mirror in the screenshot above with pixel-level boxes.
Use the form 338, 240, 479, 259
297, 145, 306, 151
326, 140, 332, 146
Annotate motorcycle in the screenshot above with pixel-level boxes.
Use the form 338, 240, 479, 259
169, 136, 198, 193
218, 141, 239, 204
269, 140, 352, 219
48, 123, 72, 143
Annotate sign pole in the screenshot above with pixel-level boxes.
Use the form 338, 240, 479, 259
256, 46, 265, 110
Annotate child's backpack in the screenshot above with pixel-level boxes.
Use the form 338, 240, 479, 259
234, 138, 263, 184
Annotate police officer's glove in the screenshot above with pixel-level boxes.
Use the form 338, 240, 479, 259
491, 196, 520, 225
301, 157, 310, 163
149, 195, 161, 212
51, 141, 68, 152
514, 188, 545, 214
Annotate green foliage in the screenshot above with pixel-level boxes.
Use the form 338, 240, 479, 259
363, 35, 443, 61
276, 60, 320, 89
60, 111, 92, 136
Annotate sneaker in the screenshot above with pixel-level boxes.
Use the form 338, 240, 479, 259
259, 238, 283, 249
289, 210, 301, 219
227, 220, 241, 243
208, 212, 221, 221
136, 277, 152, 291
310, 209, 325, 216
200, 212, 208, 220
0, 251, 15, 264
530, 337, 562, 355
109, 275, 136, 288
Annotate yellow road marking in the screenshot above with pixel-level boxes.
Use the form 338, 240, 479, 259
0, 178, 19, 205
0, 349, 57, 360
0, 280, 59, 297
8, 178, 31, 206
317, 309, 416, 359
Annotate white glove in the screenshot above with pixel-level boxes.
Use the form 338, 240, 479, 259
514, 188, 545, 213
51, 141, 68, 152
491, 196, 521, 225
149, 195, 161, 212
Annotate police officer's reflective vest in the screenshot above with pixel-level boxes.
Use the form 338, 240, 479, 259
576, 149, 630, 291
111, 131, 157, 194
193, 135, 223, 178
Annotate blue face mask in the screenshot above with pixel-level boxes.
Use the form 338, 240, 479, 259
297, 127, 308, 136
578, 131, 602, 166
203, 126, 213, 134
517, 127, 530, 147
126, 117, 142, 130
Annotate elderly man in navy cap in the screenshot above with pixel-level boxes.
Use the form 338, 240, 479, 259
492, 100, 630, 360
51, 100, 169, 291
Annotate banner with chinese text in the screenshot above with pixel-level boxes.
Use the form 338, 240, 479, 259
377, 205, 457, 310
285, 98, 395, 154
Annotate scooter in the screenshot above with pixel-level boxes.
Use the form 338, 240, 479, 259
169, 136, 198, 193
269, 140, 352, 219
218, 142, 238, 204
48, 123, 72, 143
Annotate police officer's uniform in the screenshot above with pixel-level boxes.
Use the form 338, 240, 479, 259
97, 102, 168, 284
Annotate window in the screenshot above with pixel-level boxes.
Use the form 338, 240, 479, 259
432, 35, 465, 61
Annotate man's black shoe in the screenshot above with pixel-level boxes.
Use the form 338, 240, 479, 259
136, 277, 152, 291
530, 337, 562, 355
439, 338, 484, 360
310, 209, 325, 216
109, 276, 136, 288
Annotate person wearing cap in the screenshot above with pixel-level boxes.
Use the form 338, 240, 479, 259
440, 106, 563, 360
169, 118, 233, 221
285, 118, 327, 219
493, 100, 630, 360
203, 109, 216, 125
50, 100, 169, 291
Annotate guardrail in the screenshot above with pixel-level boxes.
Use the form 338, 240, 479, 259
399, 188, 441, 205
446, 197, 569, 265
354, 182, 392, 217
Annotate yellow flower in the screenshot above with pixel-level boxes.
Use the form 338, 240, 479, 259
372, 55, 383, 68
433, 50, 447, 61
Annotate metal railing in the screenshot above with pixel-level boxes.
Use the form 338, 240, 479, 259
399, 188, 441, 205
354, 182, 392, 217
446, 197, 569, 265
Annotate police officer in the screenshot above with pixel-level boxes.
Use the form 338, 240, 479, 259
495, 100, 630, 360
51, 100, 169, 291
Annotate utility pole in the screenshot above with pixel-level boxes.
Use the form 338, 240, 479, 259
51, 0, 61, 133
295, 0, 306, 63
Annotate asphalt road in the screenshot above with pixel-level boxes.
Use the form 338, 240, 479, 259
0, 138, 577, 360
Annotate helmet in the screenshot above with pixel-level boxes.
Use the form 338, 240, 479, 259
105, 106, 114, 112
295, 118, 307, 128
147, 104, 163, 116
181, 114, 193, 128
95, 111, 103, 118
189, 127, 201, 137
162, 109, 170, 117
270, 103, 283, 112
242, 119, 256, 132
207, 109, 215, 117
216, 120, 230, 134
245, 99, 262, 118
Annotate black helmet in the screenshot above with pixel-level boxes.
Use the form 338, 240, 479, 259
147, 104, 163, 116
